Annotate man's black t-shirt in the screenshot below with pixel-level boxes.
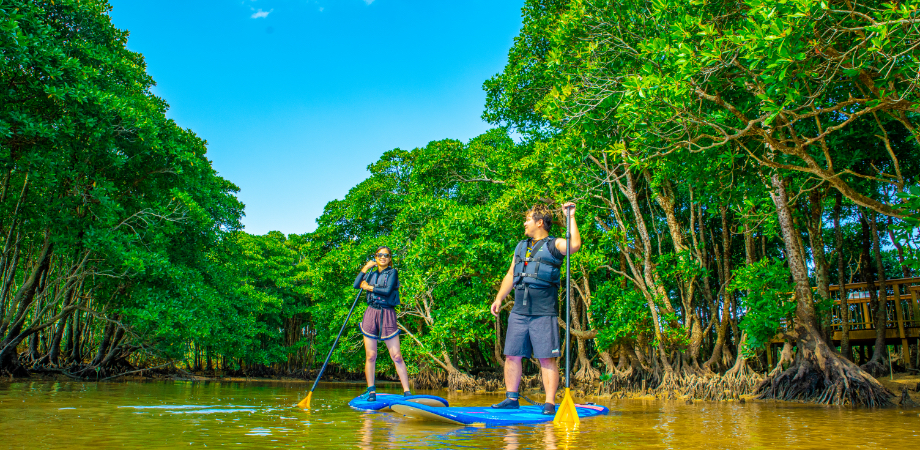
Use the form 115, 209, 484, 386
511, 237, 564, 316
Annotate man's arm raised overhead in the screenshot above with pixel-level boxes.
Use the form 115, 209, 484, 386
555, 202, 581, 255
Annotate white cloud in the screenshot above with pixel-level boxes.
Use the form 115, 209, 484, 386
363, 0, 374, 4
251, 8, 272, 18
319, 7, 324, 12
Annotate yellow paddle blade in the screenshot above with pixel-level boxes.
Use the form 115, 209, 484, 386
553, 388, 580, 426
296, 391, 312, 409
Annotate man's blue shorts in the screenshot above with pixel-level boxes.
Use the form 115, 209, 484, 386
503, 312, 561, 359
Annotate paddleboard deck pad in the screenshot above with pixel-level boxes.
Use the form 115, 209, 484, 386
390, 402, 609, 425
348, 393, 448, 412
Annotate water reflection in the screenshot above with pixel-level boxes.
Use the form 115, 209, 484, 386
0, 381, 918, 449
502, 426, 521, 450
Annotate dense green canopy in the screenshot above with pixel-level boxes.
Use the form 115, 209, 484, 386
3, 0, 920, 407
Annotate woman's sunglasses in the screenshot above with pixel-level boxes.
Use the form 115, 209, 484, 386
375, 253, 391, 258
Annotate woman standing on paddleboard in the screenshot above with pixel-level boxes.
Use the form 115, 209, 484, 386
353, 246, 411, 401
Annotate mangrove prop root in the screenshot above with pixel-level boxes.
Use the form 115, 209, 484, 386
447, 370, 478, 392
755, 332, 893, 407
899, 388, 918, 407
409, 343, 891, 405
859, 359, 889, 378
414, 366, 446, 390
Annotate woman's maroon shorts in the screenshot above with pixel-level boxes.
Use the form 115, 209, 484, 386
360, 305, 400, 341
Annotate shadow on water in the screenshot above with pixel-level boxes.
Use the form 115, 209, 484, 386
0, 380, 918, 449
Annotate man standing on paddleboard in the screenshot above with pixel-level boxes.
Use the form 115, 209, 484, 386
490, 202, 581, 415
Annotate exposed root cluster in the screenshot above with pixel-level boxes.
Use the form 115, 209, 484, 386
589, 364, 760, 401
520, 372, 543, 391
898, 387, 918, 407
413, 365, 446, 390
447, 370, 478, 391
681, 372, 761, 401
410, 330, 896, 408
755, 332, 893, 407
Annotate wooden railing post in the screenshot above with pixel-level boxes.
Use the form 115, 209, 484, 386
911, 286, 920, 324
891, 281, 910, 364
780, 277, 920, 358
767, 344, 774, 368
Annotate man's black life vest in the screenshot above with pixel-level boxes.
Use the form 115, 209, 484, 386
512, 237, 562, 289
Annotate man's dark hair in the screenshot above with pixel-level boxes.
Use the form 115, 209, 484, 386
527, 204, 553, 231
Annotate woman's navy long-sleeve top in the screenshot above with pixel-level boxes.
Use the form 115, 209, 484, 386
353, 267, 400, 308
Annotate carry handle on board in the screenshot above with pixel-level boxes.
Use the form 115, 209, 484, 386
297, 288, 364, 408
554, 204, 579, 426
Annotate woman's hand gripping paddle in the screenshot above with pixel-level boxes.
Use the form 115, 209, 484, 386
554, 204, 580, 426
297, 288, 364, 408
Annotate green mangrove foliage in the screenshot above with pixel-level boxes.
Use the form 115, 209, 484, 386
477, 0, 920, 405
5, 0, 920, 409
728, 258, 795, 353
0, 0, 275, 377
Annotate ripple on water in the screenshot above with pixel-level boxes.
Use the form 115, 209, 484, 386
3, 381, 919, 449
245, 427, 271, 436
118, 404, 261, 414
118, 404, 257, 410
169, 408, 257, 414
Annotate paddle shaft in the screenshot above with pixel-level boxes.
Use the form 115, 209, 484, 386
309, 288, 363, 394
564, 205, 572, 389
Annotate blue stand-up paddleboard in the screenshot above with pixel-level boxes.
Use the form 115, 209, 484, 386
348, 393, 449, 412
390, 402, 608, 425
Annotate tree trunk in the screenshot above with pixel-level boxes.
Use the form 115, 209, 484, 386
47, 304, 74, 366
861, 212, 890, 375
99, 326, 126, 368
704, 207, 733, 373
649, 175, 697, 320
618, 158, 673, 314
688, 313, 705, 368
633, 334, 651, 371
887, 216, 912, 278
755, 174, 892, 406
615, 170, 673, 372
46, 278, 81, 366
0, 237, 21, 333
70, 310, 83, 364
598, 348, 617, 374
834, 192, 851, 359
91, 321, 116, 367
571, 298, 599, 381
804, 188, 832, 341
855, 210, 885, 375
615, 346, 629, 371
28, 293, 43, 362
493, 315, 504, 367
0, 232, 53, 375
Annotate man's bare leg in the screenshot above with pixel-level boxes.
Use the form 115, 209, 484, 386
504, 355, 523, 392
539, 357, 559, 404
492, 355, 524, 408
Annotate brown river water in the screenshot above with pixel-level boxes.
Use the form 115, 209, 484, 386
1, 380, 918, 449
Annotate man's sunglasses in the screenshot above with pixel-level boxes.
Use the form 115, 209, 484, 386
375, 253, 391, 258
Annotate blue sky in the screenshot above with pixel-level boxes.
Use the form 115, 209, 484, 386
107, 0, 523, 235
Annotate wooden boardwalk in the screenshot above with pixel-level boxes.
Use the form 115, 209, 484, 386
770, 277, 920, 367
